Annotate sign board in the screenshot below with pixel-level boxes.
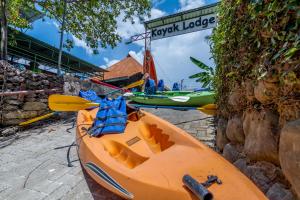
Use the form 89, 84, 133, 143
144, 3, 219, 41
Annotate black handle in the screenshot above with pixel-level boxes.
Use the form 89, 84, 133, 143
183, 174, 213, 200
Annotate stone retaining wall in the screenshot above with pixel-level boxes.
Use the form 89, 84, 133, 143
0, 61, 63, 126
0, 61, 115, 127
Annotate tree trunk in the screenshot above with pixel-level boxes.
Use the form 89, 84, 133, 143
0, 0, 8, 60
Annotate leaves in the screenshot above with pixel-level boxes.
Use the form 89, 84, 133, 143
189, 57, 215, 88
4, 0, 151, 51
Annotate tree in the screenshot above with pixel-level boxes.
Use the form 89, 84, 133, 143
189, 57, 215, 88
0, 0, 35, 60
0, 0, 151, 61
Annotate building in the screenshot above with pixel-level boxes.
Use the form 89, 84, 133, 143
103, 54, 143, 87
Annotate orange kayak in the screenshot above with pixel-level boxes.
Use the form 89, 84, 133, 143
76, 108, 267, 200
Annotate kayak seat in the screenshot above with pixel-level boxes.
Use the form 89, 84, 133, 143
139, 122, 174, 154
102, 140, 149, 169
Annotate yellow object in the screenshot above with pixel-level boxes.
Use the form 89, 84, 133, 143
48, 94, 99, 111
124, 79, 144, 89
76, 108, 267, 200
19, 112, 56, 126
197, 104, 217, 115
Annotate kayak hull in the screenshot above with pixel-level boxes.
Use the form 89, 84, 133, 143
128, 91, 215, 107
76, 108, 266, 200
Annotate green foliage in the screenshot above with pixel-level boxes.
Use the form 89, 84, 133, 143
211, 0, 300, 112
189, 57, 215, 88
2, 0, 151, 52
6, 0, 35, 29
38, 0, 151, 50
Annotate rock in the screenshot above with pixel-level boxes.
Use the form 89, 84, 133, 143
216, 118, 229, 151
243, 109, 279, 164
243, 80, 256, 102
233, 158, 248, 174
228, 90, 242, 107
26, 93, 37, 98
254, 80, 279, 104
23, 102, 47, 111
279, 119, 300, 199
245, 161, 283, 193
226, 115, 245, 143
38, 99, 48, 103
0, 127, 18, 137
24, 97, 36, 102
222, 143, 241, 163
3, 110, 38, 119
41, 80, 50, 85
2, 119, 23, 126
3, 105, 18, 111
64, 81, 81, 96
5, 99, 22, 105
266, 183, 295, 200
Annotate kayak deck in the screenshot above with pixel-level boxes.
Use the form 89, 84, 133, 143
76, 108, 266, 200
129, 91, 215, 107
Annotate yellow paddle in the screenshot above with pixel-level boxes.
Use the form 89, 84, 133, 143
123, 79, 144, 89
197, 104, 216, 116
19, 112, 57, 126
48, 94, 99, 111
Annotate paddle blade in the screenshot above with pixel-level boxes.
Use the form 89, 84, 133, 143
201, 104, 217, 110
197, 104, 217, 115
169, 96, 190, 102
124, 79, 144, 89
19, 112, 56, 126
123, 92, 134, 97
48, 94, 99, 111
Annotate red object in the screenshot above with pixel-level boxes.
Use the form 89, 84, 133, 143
90, 78, 129, 92
143, 50, 158, 85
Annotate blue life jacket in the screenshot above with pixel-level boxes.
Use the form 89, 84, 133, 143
157, 79, 164, 91
79, 90, 102, 104
131, 88, 138, 92
172, 83, 180, 91
90, 96, 127, 136
145, 78, 156, 95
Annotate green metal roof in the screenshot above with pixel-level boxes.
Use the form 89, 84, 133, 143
8, 28, 106, 75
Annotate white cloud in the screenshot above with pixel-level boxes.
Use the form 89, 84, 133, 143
152, 0, 167, 7
110, 2, 214, 89
179, 0, 205, 11
116, 8, 166, 41
128, 50, 144, 64
71, 35, 93, 55
129, 30, 214, 89
102, 57, 120, 69
106, 59, 120, 67
52, 21, 60, 29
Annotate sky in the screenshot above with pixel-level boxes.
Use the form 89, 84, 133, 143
25, 0, 219, 89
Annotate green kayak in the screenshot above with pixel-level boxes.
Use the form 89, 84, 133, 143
128, 91, 215, 107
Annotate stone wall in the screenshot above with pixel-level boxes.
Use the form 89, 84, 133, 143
0, 61, 63, 126
211, 1, 300, 199
0, 61, 116, 127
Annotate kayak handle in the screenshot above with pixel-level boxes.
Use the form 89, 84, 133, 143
183, 174, 213, 200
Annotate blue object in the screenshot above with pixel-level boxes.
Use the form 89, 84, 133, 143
79, 90, 102, 104
145, 78, 156, 95
90, 96, 127, 136
157, 79, 165, 91
172, 83, 180, 91
194, 88, 210, 92
131, 88, 138, 92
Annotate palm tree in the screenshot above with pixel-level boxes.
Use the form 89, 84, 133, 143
189, 57, 215, 88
